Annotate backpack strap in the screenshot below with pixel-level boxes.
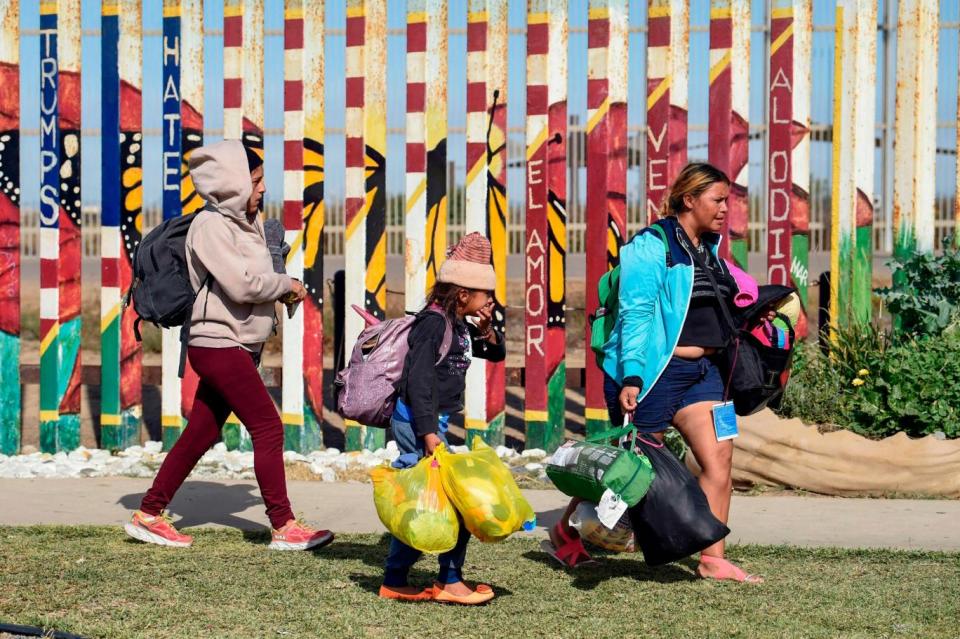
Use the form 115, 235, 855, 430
178, 273, 214, 378
424, 306, 455, 364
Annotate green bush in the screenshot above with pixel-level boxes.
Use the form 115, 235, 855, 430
778, 323, 960, 439
875, 236, 960, 337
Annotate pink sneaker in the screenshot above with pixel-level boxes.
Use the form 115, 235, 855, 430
269, 519, 334, 551
124, 510, 193, 548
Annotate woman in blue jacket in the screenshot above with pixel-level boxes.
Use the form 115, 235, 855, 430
547, 162, 763, 583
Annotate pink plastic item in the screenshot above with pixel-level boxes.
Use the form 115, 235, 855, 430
723, 259, 759, 308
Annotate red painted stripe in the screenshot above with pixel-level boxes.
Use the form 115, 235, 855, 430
224, 16, 243, 47
587, 18, 609, 48
345, 77, 364, 107
283, 200, 301, 230
346, 16, 365, 47
284, 139, 301, 170
710, 18, 732, 49
587, 79, 607, 109
284, 80, 303, 111
647, 16, 670, 48
284, 18, 304, 49
526, 85, 548, 113
466, 141, 484, 168
407, 21, 426, 52
101, 257, 120, 287
40, 259, 58, 285
344, 197, 365, 226
527, 22, 548, 55
406, 82, 425, 112
406, 142, 425, 172
345, 137, 365, 166
466, 82, 487, 113
467, 20, 487, 51
223, 78, 242, 108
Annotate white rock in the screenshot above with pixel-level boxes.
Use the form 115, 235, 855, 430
320, 468, 337, 482
144, 441, 163, 454
524, 463, 544, 473
521, 448, 546, 459
283, 451, 308, 463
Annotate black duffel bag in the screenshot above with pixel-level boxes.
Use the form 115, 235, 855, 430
690, 244, 797, 416
627, 435, 729, 566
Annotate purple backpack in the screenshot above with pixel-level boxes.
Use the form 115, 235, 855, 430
333, 306, 453, 428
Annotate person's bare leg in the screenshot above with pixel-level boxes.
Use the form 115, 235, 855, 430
672, 402, 740, 574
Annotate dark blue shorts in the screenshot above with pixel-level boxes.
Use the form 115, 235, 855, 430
604, 356, 724, 433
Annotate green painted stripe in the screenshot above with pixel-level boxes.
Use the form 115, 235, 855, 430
162, 425, 183, 452
730, 238, 748, 273
585, 417, 612, 441
100, 317, 121, 419
545, 361, 567, 453
344, 425, 362, 452
791, 234, 810, 309
363, 427, 385, 452
0, 332, 21, 455
853, 225, 872, 324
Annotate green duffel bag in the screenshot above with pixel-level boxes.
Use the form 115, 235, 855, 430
545, 422, 655, 507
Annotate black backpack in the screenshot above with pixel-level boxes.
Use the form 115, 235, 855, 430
125, 212, 210, 377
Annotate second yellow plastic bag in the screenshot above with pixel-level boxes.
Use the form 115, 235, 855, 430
370, 454, 460, 554
435, 437, 536, 542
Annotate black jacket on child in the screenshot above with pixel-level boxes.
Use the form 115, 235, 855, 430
397, 310, 506, 437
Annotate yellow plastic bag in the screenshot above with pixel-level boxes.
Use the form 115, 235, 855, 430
435, 437, 537, 542
370, 454, 460, 554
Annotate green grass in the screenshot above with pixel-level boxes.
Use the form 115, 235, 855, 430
1, 527, 958, 639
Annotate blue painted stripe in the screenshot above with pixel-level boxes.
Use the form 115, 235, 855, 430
101, 14, 121, 228
39, 12, 59, 231
162, 14, 182, 221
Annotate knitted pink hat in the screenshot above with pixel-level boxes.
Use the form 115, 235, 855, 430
438, 232, 497, 290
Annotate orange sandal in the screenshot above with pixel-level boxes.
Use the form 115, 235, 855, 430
697, 555, 763, 584
541, 522, 596, 568
378, 585, 435, 601
431, 583, 495, 605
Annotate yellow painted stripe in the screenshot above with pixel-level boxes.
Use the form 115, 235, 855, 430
103, 3, 120, 17
285, 231, 303, 267
101, 414, 122, 426
346, 6, 365, 19
588, 7, 609, 20
648, 6, 671, 19
771, 6, 794, 19
39, 324, 59, 358
586, 96, 610, 135
101, 302, 121, 334
344, 419, 361, 428
465, 418, 490, 431
585, 408, 610, 421
770, 23, 794, 57
226, 415, 241, 425
526, 125, 549, 161
407, 11, 427, 23
467, 11, 488, 24
829, 5, 843, 344
282, 412, 304, 426
708, 50, 731, 85
162, 416, 183, 427
405, 176, 427, 214
162, 5, 180, 18
284, 7, 304, 20
646, 76, 671, 110
40, 410, 59, 422
710, 7, 732, 19
525, 410, 548, 422
527, 12, 549, 24
223, 5, 244, 18
40, 3, 57, 15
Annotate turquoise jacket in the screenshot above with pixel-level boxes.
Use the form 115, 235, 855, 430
600, 216, 728, 402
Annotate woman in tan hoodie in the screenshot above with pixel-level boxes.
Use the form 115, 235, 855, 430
125, 140, 333, 551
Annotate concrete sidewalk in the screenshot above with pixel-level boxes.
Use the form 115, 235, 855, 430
2, 478, 958, 551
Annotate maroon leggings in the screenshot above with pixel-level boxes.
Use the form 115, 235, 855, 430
140, 346, 294, 529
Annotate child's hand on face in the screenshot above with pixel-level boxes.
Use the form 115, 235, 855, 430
475, 300, 494, 334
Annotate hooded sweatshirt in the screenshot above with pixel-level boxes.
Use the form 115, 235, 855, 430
184, 140, 292, 350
